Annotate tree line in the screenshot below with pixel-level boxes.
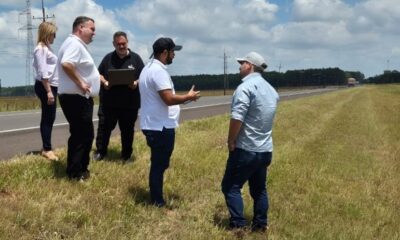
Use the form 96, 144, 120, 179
172, 68, 363, 91
361, 70, 400, 84
2, 67, 399, 96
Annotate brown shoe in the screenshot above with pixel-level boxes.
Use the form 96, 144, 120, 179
41, 150, 59, 161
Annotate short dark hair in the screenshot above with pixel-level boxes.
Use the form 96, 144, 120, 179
151, 37, 182, 59
253, 65, 266, 73
72, 16, 94, 31
113, 31, 128, 41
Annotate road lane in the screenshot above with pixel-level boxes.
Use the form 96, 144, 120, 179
0, 87, 338, 160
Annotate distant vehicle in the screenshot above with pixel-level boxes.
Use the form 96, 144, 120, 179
347, 77, 358, 87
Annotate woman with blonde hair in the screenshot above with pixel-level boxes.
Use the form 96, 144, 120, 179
33, 21, 59, 161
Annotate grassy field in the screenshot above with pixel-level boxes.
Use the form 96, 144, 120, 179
0, 96, 40, 112
0, 90, 229, 112
0, 96, 100, 112
0, 85, 399, 239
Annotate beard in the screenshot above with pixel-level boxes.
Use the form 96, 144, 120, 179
166, 52, 173, 65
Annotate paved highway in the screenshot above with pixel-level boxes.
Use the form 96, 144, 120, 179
0, 87, 337, 160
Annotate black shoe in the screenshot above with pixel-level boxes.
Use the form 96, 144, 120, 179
151, 200, 166, 208
229, 225, 248, 238
229, 223, 247, 230
68, 170, 90, 182
251, 224, 268, 232
121, 155, 134, 164
93, 152, 105, 161
82, 170, 90, 180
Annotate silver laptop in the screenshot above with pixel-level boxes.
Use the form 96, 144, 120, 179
108, 69, 135, 86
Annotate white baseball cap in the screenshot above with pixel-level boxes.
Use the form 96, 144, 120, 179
236, 52, 268, 71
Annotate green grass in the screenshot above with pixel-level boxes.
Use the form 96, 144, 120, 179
1, 85, 399, 239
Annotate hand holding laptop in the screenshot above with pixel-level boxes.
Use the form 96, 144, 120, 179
108, 69, 136, 87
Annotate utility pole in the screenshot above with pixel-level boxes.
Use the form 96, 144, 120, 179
19, 0, 35, 95
33, 0, 55, 22
221, 49, 231, 95
278, 62, 282, 73
19, 0, 55, 95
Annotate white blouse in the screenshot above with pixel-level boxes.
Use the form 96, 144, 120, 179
33, 44, 58, 87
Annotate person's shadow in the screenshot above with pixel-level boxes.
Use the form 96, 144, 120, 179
128, 186, 181, 209
94, 148, 135, 163
213, 203, 230, 230
26, 150, 68, 179
51, 160, 68, 179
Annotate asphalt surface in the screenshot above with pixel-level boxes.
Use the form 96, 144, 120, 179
0, 87, 338, 161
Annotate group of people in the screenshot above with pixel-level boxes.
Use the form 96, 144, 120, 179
33, 15, 279, 232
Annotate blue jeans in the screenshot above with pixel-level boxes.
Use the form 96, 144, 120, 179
142, 128, 175, 205
221, 148, 272, 228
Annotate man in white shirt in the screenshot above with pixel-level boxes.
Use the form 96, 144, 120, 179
57, 16, 100, 181
139, 37, 200, 207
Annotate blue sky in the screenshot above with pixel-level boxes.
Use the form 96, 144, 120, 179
0, 0, 399, 87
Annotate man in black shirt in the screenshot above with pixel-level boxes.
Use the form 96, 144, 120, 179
94, 31, 144, 162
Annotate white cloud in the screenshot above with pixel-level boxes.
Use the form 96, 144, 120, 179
117, 0, 277, 41
0, 0, 31, 8
391, 47, 400, 57
115, 0, 279, 77
0, 0, 53, 9
1, 0, 400, 87
353, 0, 400, 34
293, 0, 353, 22
271, 21, 353, 49
0, 0, 134, 87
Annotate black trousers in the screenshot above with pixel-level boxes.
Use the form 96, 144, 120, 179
95, 106, 139, 158
59, 94, 94, 178
34, 81, 58, 151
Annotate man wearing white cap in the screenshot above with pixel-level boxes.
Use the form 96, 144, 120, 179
221, 51, 279, 232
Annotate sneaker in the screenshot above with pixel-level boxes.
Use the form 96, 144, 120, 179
41, 150, 59, 161
229, 226, 248, 238
93, 152, 105, 161
82, 170, 90, 180
68, 171, 90, 182
151, 200, 166, 208
251, 224, 268, 232
122, 155, 134, 164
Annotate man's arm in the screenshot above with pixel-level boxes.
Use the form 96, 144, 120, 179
99, 74, 110, 89
158, 85, 200, 106
61, 62, 91, 94
129, 54, 145, 90
227, 118, 242, 152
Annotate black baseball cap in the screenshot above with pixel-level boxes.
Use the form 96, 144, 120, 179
150, 37, 182, 58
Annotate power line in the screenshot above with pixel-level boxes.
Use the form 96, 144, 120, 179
19, 0, 35, 92
17, 0, 55, 95
32, 0, 55, 22
220, 49, 231, 95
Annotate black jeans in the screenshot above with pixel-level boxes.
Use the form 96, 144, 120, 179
95, 106, 139, 158
34, 81, 58, 151
59, 94, 94, 178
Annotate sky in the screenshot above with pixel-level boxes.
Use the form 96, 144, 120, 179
0, 0, 399, 87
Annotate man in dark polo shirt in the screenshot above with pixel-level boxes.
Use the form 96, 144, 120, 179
94, 31, 144, 162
